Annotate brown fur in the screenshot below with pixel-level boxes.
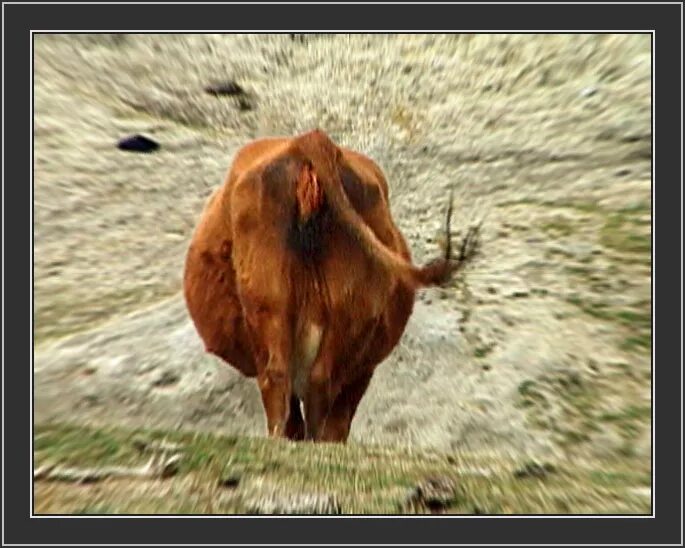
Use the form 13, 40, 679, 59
184, 129, 456, 442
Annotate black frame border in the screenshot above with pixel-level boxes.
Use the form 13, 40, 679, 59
3, 2, 682, 545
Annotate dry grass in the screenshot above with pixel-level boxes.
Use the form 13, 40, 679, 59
34, 423, 650, 515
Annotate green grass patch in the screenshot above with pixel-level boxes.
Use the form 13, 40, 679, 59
589, 470, 650, 488
601, 212, 651, 255
599, 405, 651, 423
516, 380, 548, 408
33, 422, 651, 515
541, 218, 575, 237
496, 199, 604, 214
473, 343, 496, 358
620, 334, 652, 353
565, 296, 651, 355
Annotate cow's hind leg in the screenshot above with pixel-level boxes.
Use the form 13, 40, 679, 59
304, 317, 378, 442
257, 362, 292, 439
303, 357, 334, 441
247, 308, 294, 439
320, 371, 373, 443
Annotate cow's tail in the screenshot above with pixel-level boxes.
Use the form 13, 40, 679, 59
292, 129, 455, 288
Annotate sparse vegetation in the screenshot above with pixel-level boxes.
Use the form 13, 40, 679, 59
474, 343, 496, 358
601, 211, 651, 255
540, 218, 575, 237
565, 296, 651, 355
34, 423, 650, 515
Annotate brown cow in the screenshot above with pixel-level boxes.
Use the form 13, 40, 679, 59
183, 129, 476, 442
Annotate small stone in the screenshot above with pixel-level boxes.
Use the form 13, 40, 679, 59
160, 454, 182, 478
219, 474, 241, 489
237, 97, 254, 111
152, 370, 180, 387
579, 86, 598, 98
403, 476, 458, 513
629, 487, 651, 499
34, 463, 56, 480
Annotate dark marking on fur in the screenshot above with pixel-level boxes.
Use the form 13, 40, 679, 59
220, 240, 232, 262
341, 164, 380, 213
262, 154, 332, 262
288, 201, 331, 261
261, 156, 298, 205
200, 250, 215, 264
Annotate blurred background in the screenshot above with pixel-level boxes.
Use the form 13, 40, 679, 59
33, 34, 652, 514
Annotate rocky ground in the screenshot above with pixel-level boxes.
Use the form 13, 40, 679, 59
34, 34, 652, 483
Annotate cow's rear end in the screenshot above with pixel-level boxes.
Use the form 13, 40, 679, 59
185, 129, 459, 442
225, 131, 407, 440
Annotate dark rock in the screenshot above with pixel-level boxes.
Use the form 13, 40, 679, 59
204, 80, 255, 111
237, 97, 254, 111
204, 81, 245, 97
510, 291, 529, 299
403, 476, 459, 513
218, 474, 241, 489
160, 454, 182, 478
117, 135, 159, 153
